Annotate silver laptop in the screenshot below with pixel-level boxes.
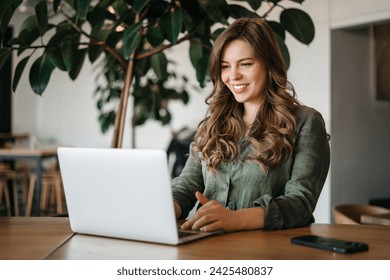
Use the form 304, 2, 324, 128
57, 147, 222, 245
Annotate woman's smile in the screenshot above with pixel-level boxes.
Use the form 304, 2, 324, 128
232, 84, 249, 90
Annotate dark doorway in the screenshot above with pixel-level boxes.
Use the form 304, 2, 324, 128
0, 27, 13, 146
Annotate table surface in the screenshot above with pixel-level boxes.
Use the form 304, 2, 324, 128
1, 217, 390, 260
0, 146, 58, 157
0, 217, 74, 260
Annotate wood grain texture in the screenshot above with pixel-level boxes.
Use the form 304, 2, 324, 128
0, 217, 74, 260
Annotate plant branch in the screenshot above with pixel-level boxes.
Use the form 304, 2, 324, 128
263, 2, 279, 18
59, 9, 128, 70
136, 30, 196, 60
9, 45, 46, 52
111, 12, 142, 148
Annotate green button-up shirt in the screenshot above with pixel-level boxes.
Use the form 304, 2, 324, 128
172, 105, 330, 229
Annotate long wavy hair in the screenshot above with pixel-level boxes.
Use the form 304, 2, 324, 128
193, 18, 299, 173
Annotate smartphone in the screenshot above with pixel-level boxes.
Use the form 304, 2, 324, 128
291, 235, 369, 254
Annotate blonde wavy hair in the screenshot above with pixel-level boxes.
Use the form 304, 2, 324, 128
193, 18, 299, 173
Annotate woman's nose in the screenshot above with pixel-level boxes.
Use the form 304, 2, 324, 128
229, 67, 241, 80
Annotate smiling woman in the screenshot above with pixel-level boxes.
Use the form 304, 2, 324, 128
172, 18, 330, 233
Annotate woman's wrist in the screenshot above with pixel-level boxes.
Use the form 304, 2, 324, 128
235, 207, 265, 230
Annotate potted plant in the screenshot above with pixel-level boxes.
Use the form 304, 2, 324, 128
0, 0, 314, 148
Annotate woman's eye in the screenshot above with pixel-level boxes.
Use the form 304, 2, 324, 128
240, 63, 252, 67
221, 65, 229, 69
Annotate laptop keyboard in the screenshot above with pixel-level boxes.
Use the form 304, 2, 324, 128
177, 225, 201, 238
178, 230, 199, 238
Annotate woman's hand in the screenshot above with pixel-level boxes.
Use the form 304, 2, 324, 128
181, 191, 265, 232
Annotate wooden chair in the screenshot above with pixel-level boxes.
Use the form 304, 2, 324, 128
0, 178, 12, 216
332, 204, 390, 224
25, 170, 65, 216
0, 165, 20, 216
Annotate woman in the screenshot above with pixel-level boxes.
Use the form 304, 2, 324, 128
172, 18, 330, 232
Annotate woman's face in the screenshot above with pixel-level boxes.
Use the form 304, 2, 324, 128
220, 39, 267, 108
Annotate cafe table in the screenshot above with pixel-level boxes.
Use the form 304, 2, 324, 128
0, 146, 59, 216
2, 217, 390, 260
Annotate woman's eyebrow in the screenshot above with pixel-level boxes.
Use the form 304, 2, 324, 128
221, 57, 255, 63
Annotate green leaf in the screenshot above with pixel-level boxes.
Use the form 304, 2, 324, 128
35, 0, 48, 36
151, 52, 168, 81
280, 8, 315, 45
88, 29, 110, 63
134, 0, 150, 12
46, 29, 75, 71
29, 54, 56, 95
69, 48, 87, 80
99, 110, 116, 133
88, 46, 102, 64
76, 0, 91, 20
0, 0, 23, 43
111, 0, 128, 16
198, 0, 229, 25
189, 38, 202, 68
228, 4, 260, 19
17, 15, 40, 54
232, 0, 264, 10
7, 37, 24, 46
0, 47, 11, 69
246, 0, 263, 10
275, 35, 290, 69
88, 0, 116, 26
61, 40, 74, 71
12, 56, 30, 92
122, 23, 141, 59
0, 0, 13, 13
211, 27, 225, 41
146, 25, 165, 47
160, 8, 182, 43
180, 0, 203, 30
267, 20, 285, 40
134, 56, 151, 77
106, 30, 123, 48
47, 45, 67, 72
196, 54, 210, 88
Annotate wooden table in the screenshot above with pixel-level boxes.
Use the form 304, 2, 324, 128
0, 146, 58, 216
0, 133, 29, 147
1, 217, 390, 260
0, 217, 74, 260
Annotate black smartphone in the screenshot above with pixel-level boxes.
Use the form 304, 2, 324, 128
291, 235, 369, 254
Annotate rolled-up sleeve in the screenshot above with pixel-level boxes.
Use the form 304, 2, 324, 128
171, 143, 205, 219
254, 109, 330, 228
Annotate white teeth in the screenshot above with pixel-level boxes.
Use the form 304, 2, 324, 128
233, 84, 247, 90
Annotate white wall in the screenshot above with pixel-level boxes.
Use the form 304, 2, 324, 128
330, 0, 390, 211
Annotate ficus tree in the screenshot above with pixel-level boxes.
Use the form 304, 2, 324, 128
0, 0, 315, 148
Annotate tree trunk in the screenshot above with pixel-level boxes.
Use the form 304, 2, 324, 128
111, 55, 136, 148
